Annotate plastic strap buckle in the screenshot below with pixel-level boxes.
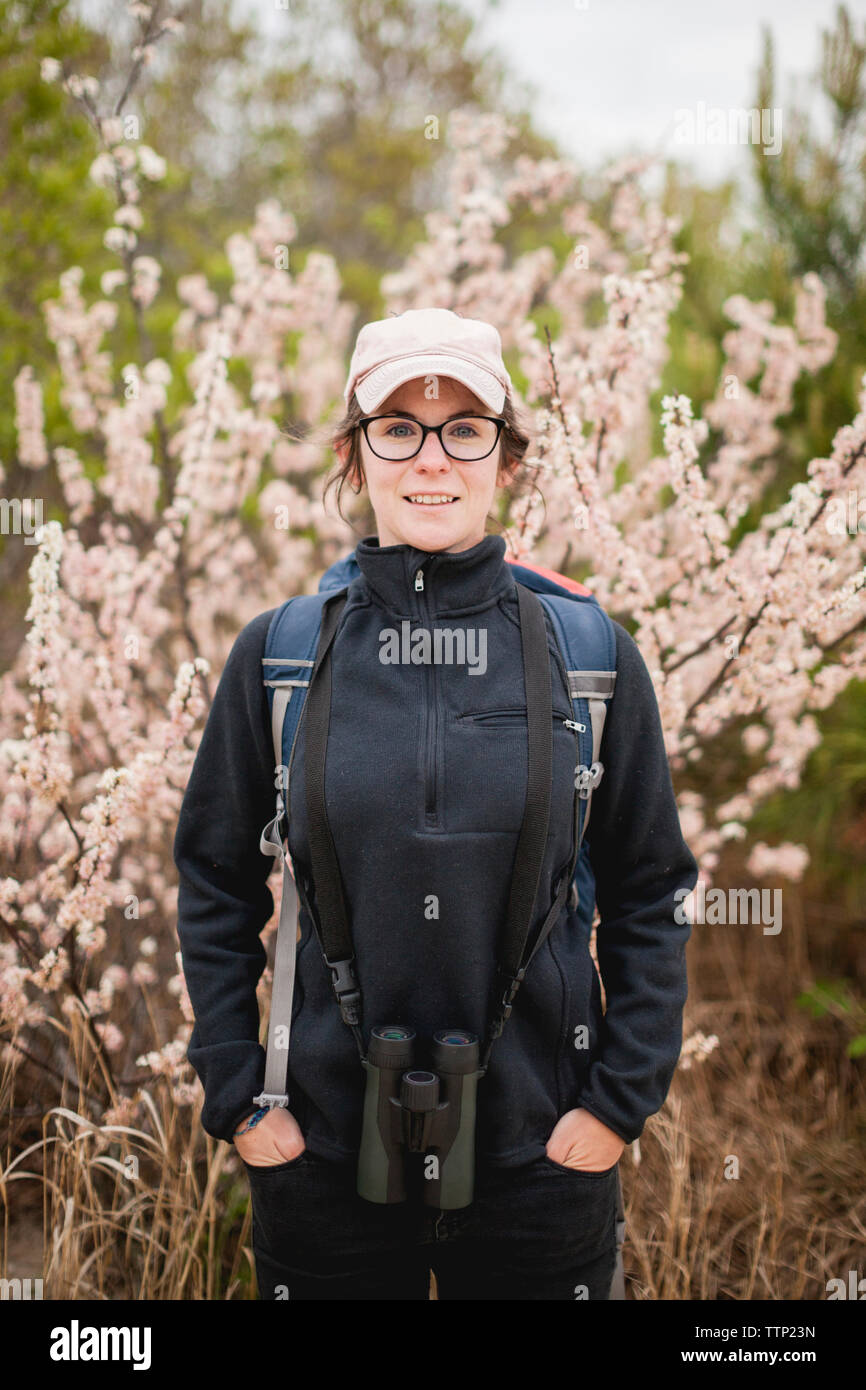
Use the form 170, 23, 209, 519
489, 967, 526, 1039
326, 957, 361, 1026
252, 1092, 289, 1109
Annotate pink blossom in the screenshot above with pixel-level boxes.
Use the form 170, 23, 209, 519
14, 366, 49, 468
746, 841, 811, 881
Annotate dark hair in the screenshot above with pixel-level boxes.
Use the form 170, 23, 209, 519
318, 387, 538, 529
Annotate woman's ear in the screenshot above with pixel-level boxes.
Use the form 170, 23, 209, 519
339, 441, 365, 494
496, 453, 518, 488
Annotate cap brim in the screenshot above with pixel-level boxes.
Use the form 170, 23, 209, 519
353, 354, 506, 414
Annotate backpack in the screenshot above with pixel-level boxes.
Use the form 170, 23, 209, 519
253, 550, 625, 1296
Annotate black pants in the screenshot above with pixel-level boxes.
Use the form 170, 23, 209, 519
243, 1149, 619, 1300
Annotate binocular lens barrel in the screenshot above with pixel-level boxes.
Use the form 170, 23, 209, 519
368, 1024, 416, 1066
400, 1070, 439, 1110
431, 1028, 480, 1073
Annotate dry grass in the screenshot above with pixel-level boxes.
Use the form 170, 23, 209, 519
624, 1014, 864, 1299
620, 890, 865, 1300
2, 1013, 257, 1299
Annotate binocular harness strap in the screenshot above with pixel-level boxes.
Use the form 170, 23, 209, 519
301, 583, 582, 1074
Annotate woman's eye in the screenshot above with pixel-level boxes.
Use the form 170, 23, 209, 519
448, 422, 478, 438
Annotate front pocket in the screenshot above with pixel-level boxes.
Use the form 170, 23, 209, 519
242, 1148, 311, 1176
541, 1154, 618, 1179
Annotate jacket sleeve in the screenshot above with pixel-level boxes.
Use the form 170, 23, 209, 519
576, 619, 699, 1145
173, 608, 279, 1143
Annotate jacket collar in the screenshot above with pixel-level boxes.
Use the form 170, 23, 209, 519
354, 532, 515, 616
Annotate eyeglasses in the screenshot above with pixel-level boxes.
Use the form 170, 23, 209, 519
358, 414, 505, 462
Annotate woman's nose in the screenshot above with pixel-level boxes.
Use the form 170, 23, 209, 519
414, 433, 453, 467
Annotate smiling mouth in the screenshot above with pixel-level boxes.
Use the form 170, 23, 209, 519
404, 495, 460, 506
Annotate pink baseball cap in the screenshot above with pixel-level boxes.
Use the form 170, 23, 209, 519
344, 307, 513, 414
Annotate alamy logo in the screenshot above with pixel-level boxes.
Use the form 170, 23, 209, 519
826, 1269, 866, 1299
0, 497, 43, 544
674, 883, 782, 935
378, 621, 487, 675
672, 101, 783, 156
0, 1276, 43, 1299
49, 1320, 152, 1370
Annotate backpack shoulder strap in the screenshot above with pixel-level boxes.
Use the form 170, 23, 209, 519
262, 591, 341, 808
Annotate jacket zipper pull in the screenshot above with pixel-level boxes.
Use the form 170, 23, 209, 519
563, 718, 586, 732
414, 568, 424, 591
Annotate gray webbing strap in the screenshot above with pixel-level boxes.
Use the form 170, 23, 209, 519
254, 682, 301, 1111
568, 670, 616, 848
253, 816, 299, 1110
268, 687, 292, 774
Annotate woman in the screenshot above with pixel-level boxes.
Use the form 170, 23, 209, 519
174, 306, 699, 1301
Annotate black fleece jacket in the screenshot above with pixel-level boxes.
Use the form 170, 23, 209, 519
173, 533, 698, 1166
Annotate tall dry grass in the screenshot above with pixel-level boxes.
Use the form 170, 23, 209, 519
2, 1005, 256, 1298
622, 892, 865, 1300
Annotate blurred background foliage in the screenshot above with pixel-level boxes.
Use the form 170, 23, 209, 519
1, 0, 864, 963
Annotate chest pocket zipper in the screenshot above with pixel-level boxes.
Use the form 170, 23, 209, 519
458, 709, 585, 730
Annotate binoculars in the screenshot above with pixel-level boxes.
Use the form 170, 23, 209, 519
357, 1025, 482, 1209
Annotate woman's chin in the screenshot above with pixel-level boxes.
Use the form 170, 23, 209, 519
394, 505, 464, 549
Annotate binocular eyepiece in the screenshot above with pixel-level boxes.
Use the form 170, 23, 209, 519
357, 1025, 481, 1209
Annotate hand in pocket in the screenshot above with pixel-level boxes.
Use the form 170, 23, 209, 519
233, 1106, 306, 1167
545, 1106, 625, 1171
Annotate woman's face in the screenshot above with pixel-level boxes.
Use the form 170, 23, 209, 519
343, 376, 510, 553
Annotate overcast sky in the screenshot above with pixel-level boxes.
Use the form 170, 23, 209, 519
241, 0, 863, 185
458, 0, 854, 181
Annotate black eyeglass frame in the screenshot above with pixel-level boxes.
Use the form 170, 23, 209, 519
357, 413, 506, 462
